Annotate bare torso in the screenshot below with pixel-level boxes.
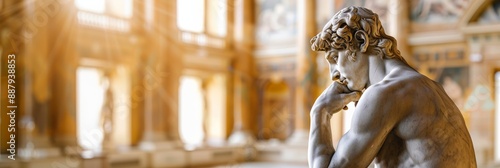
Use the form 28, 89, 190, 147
370, 68, 476, 168
307, 6, 477, 167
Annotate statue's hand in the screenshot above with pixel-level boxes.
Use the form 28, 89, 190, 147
312, 82, 362, 116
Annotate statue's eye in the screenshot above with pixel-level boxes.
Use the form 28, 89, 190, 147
326, 52, 338, 64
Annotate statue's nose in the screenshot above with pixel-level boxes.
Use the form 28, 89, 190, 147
331, 70, 341, 81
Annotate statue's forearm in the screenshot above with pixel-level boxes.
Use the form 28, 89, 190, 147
308, 108, 335, 167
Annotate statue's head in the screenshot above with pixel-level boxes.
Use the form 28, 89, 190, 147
311, 6, 404, 60
310, 6, 407, 91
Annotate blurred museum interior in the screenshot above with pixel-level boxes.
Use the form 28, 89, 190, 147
1, 0, 500, 167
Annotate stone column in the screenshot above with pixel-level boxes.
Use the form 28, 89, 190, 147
467, 42, 494, 165
0, 0, 24, 154
137, 0, 183, 150
160, 0, 183, 145
288, 0, 317, 145
19, 0, 77, 158
136, 0, 166, 150
48, 0, 79, 150
228, 0, 257, 145
131, 1, 186, 167
387, 0, 410, 64
138, 58, 170, 150
19, 28, 60, 159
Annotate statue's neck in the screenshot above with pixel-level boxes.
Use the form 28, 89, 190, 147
367, 57, 404, 88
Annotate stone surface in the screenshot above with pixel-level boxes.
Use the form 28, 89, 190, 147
106, 150, 148, 168
148, 149, 186, 168
255, 142, 308, 163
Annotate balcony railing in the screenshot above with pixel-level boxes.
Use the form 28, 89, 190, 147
77, 11, 130, 32
180, 31, 226, 48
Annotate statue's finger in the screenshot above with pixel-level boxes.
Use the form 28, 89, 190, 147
340, 91, 362, 105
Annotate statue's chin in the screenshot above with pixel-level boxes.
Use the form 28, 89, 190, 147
347, 83, 365, 92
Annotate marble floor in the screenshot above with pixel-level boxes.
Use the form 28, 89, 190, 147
210, 162, 308, 168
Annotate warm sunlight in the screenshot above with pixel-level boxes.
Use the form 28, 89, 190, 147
177, 0, 205, 33
179, 76, 205, 145
108, 0, 133, 18
75, 0, 105, 13
75, 0, 132, 18
77, 67, 106, 151
3, 0, 494, 167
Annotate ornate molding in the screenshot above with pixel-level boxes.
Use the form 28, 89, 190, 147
412, 46, 468, 68
462, 23, 500, 35
409, 30, 465, 46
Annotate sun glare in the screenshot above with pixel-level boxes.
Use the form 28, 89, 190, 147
77, 67, 106, 151
177, 0, 205, 33
75, 0, 105, 13
179, 76, 205, 145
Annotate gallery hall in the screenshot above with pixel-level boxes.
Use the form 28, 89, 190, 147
0, 0, 499, 167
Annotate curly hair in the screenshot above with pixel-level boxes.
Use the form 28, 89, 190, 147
311, 6, 407, 64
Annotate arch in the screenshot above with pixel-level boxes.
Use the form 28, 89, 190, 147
259, 79, 293, 141
459, 0, 492, 27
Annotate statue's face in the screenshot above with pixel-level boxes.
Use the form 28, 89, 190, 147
327, 50, 369, 92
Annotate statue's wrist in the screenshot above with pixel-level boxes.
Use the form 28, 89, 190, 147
311, 103, 327, 114
310, 106, 332, 121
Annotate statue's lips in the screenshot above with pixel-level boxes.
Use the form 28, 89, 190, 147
337, 78, 355, 91
338, 78, 348, 85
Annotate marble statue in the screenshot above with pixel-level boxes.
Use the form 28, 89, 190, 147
308, 6, 476, 168
101, 77, 114, 152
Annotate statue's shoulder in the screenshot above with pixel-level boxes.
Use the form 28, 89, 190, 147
359, 78, 419, 115
365, 70, 427, 99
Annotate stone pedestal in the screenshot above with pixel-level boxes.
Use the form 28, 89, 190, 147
106, 150, 149, 168
187, 146, 244, 167
255, 142, 308, 163
139, 141, 182, 151
286, 130, 309, 146
80, 155, 105, 168
228, 130, 256, 145
18, 147, 61, 159
148, 149, 187, 168
19, 157, 71, 168
228, 129, 257, 161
